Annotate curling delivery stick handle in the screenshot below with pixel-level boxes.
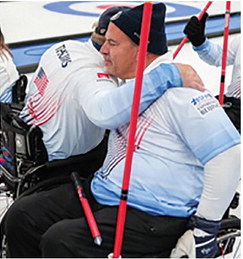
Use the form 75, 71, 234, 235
173, 1, 213, 59
71, 172, 102, 246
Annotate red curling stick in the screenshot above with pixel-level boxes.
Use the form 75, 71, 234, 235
219, 1, 231, 105
112, 2, 153, 258
71, 172, 102, 246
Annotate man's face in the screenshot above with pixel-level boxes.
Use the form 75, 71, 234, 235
100, 23, 139, 80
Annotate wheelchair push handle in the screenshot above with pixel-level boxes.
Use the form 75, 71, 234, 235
71, 172, 102, 246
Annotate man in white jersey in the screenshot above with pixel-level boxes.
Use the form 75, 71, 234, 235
184, 13, 241, 132
0, 7, 131, 183
4, 3, 236, 258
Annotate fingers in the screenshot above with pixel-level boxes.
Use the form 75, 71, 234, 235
200, 12, 209, 25
188, 67, 205, 92
189, 81, 205, 92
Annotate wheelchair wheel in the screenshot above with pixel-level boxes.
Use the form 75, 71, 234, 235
215, 216, 241, 258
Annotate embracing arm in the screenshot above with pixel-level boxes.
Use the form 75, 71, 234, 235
82, 63, 204, 129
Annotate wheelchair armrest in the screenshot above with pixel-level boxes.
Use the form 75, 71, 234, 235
220, 215, 241, 230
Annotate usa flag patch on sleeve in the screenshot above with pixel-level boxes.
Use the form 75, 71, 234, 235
97, 73, 110, 79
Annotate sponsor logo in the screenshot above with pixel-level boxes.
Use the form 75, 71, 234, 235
96, 73, 112, 83
191, 92, 221, 116
55, 44, 72, 68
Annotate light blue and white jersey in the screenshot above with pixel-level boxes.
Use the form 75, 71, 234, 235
91, 88, 240, 217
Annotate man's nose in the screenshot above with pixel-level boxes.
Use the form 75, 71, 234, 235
100, 41, 108, 55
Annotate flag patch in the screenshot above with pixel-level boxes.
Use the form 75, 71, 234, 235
97, 73, 110, 79
34, 67, 49, 96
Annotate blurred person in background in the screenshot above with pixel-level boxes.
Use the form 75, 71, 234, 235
0, 25, 19, 100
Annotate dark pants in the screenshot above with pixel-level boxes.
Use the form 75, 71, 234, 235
3, 181, 188, 258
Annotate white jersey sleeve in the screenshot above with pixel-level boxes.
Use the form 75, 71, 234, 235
193, 38, 237, 67
196, 144, 240, 220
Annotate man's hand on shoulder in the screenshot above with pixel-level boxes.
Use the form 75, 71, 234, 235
174, 63, 205, 92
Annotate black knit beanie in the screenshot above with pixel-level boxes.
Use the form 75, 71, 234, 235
110, 3, 168, 55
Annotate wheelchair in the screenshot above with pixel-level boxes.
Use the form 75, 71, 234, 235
0, 75, 109, 257
0, 75, 108, 199
0, 74, 48, 199
0, 75, 105, 256
0, 77, 241, 258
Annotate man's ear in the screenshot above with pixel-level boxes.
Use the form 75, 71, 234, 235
144, 52, 160, 67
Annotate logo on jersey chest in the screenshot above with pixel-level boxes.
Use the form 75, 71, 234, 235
191, 92, 220, 116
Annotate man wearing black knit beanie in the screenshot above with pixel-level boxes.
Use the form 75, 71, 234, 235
98, 3, 239, 259
101, 3, 169, 80
111, 3, 168, 55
